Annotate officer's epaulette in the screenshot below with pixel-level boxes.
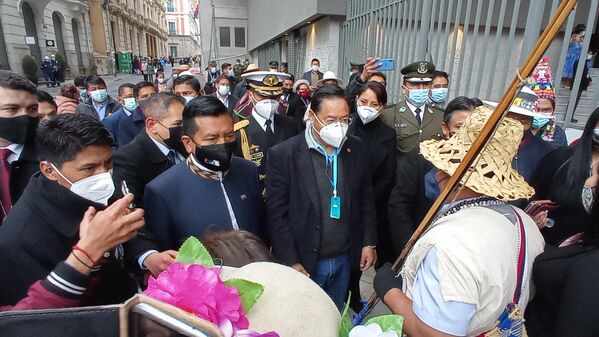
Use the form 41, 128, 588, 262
385, 102, 397, 109
234, 119, 250, 132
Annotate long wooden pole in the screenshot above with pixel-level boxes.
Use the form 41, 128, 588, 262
367, 0, 579, 311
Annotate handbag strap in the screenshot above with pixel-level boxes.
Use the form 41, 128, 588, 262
512, 208, 527, 304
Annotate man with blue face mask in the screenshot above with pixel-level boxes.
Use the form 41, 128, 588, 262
380, 61, 443, 169
429, 70, 449, 107
75, 75, 121, 121
102, 83, 135, 147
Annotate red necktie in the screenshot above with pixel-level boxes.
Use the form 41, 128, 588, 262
0, 148, 12, 218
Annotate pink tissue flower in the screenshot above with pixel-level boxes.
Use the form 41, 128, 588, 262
144, 262, 249, 332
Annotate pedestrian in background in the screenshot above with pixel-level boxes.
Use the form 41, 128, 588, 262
302, 58, 324, 89
55, 85, 79, 114
36, 90, 57, 122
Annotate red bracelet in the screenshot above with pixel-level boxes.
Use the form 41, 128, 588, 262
72, 245, 97, 266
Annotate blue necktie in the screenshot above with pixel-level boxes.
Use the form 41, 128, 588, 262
167, 150, 176, 164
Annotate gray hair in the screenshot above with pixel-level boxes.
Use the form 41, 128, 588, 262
142, 92, 185, 121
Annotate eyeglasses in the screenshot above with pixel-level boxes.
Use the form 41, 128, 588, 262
313, 112, 353, 126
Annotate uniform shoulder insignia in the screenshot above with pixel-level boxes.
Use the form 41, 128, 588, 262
385, 102, 397, 109
234, 119, 250, 132
398, 106, 407, 113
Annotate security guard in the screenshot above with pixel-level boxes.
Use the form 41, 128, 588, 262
234, 71, 299, 182
380, 61, 443, 169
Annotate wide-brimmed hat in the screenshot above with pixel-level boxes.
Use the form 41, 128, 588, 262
420, 106, 535, 201
316, 71, 343, 87
483, 86, 548, 119
242, 63, 260, 75
293, 79, 310, 93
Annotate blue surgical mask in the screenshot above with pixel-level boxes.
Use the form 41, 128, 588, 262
183, 96, 196, 104
593, 128, 599, 145
424, 169, 440, 201
430, 88, 448, 103
210, 67, 217, 74
123, 97, 138, 111
228, 69, 235, 77
90, 89, 108, 103
532, 117, 551, 129
405, 88, 429, 107
79, 89, 88, 98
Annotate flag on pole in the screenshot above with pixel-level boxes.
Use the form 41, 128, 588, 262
193, 3, 199, 18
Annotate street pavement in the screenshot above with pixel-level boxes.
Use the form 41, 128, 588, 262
37, 65, 176, 98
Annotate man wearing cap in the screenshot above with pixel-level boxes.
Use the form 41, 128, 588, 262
380, 61, 444, 168
268, 61, 279, 72
374, 106, 545, 337
234, 71, 299, 182
349, 62, 364, 83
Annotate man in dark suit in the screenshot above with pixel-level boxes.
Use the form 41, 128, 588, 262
117, 81, 157, 147
103, 83, 134, 146
0, 71, 40, 221
387, 97, 475, 255
144, 96, 265, 251
280, 75, 297, 115
265, 85, 377, 309
302, 58, 324, 89
234, 71, 299, 182
209, 75, 239, 113
113, 92, 186, 208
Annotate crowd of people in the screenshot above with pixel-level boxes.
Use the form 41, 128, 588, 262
0, 48, 597, 336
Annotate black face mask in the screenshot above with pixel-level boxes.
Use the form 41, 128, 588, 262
0, 115, 38, 144
164, 125, 187, 156
193, 140, 237, 172
282, 88, 292, 95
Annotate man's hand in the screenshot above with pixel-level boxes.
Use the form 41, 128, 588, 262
360, 246, 376, 271
291, 263, 310, 277
77, 194, 145, 262
143, 250, 177, 276
531, 210, 548, 229
374, 262, 403, 300
360, 57, 382, 82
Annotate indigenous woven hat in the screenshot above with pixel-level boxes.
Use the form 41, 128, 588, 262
293, 79, 310, 93
316, 71, 343, 87
242, 71, 290, 97
221, 262, 340, 337
483, 87, 546, 119
401, 61, 435, 83
529, 57, 555, 101
420, 106, 535, 201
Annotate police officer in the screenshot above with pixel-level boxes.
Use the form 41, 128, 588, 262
234, 71, 299, 182
380, 61, 443, 169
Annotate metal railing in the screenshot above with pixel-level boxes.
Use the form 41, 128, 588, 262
339, 0, 599, 129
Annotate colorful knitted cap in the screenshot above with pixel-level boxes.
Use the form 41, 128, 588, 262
529, 57, 555, 101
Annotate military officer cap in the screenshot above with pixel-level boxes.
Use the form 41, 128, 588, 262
268, 60, 279, 68
401, 61, 436, 83
350, 61, 365, 67
242, 70, 290, 97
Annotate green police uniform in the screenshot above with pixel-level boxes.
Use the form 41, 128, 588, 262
381, 61, 444, 168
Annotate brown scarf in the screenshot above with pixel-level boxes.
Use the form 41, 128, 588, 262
185, 156, 226, 181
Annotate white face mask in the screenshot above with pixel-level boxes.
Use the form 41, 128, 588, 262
217, 85, 230, 96
253, 96, 279, 120
356, 104, 380, 124
311, 65, 319, 72
51, 164, 115, 206
313, 113, 348, 148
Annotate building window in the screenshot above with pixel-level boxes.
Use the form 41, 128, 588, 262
219, 27, 231, 47
170, 45, 177, 57
167, 0, 174, 12
234, 27, 245, 48
168, 22, 176, 35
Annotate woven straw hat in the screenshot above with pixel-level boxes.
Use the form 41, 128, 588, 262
419, 106, 535, 201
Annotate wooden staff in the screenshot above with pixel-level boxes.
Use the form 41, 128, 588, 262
366, 0, 579, 311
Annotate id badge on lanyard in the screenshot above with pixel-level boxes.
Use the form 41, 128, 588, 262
329, 153, 341, 219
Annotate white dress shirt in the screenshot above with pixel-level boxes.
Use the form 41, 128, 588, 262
406, 101, 424, 122
251, 110, 274, 133
1, 143, 24, 164
148, 134, 184, 163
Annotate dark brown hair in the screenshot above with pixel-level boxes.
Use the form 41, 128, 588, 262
202, 231, 274, 267
358, 81, 387, 106
60, 84, 79, 100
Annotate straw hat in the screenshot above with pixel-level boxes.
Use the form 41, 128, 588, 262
419, 106, 535, 201
316, 71, 343, 87
242, 63, 260, 74
220, 262, 340, 337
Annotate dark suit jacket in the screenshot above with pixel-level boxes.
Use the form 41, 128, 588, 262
302, 70, 324, 85
387, 149, 434, 255
525, 244, 599, 337
102, 107, 128, 146
287, 94, 310, 130
208, 92, 239, 113
76, 97, 121, 120
265, 133, 377, 275
112, 130, 174, 208
8, 139, 39, 208
117, 108, 144, 147
348, 115, 397, 262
